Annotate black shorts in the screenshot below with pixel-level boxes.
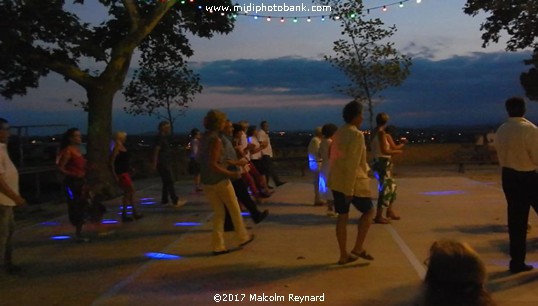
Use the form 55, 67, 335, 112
332, 190, 373, 214
188, 158, 201, 175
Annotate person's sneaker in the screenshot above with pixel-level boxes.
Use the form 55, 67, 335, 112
510, 263, 533, 274
173, 199, 187, 207
254, 210, 269, 224
259, 192, 271, 198
4, 264, 22, 275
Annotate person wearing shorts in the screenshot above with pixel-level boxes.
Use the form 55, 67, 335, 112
110, 131, 142, 222
328, 101, 375, 265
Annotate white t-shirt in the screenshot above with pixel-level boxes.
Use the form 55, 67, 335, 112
239, 133, 250, 160
496, 117, 538, 171
249, 136, 263, 160
0, 143, 19, 206
257, 129, 273, 157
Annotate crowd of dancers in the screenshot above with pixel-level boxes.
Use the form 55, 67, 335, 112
4, 96, 538, 305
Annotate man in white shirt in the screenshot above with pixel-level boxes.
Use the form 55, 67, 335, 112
328, 101, 374, 265
0, 118, 26, 275
495, 97, 538, 273
258, 121, 286, 187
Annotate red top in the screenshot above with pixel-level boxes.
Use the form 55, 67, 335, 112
60, 147, 86, 178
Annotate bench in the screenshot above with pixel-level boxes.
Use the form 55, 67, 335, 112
453, 145, 496, 173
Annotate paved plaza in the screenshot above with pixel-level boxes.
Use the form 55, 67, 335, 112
2, 167, 538, 305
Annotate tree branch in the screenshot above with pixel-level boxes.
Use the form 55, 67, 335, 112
136, 1, 177, 44
26, 48, 96, 89
101, 1, 176, 83
123, 0, 141, 32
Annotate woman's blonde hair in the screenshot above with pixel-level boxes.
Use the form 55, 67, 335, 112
204, 110, 227, 131
114, 131, 127, 142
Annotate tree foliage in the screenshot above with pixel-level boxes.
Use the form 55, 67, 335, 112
464, 0, 538, 101
320, 0, 411, 128
123, 60, 202, 134
0, 0, 234, 191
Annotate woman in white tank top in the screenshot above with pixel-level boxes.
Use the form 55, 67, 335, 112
371, 113, 407, 224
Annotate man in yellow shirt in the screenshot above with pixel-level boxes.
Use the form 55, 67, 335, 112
495, 97, 538, 273
328, 101, 374, 265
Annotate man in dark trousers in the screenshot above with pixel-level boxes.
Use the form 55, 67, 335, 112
495, 97, 538, 273
258, 121, 286, 188
152, 121, 185, 207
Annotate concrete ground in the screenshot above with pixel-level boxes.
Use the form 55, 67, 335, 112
2, 165, 538, 306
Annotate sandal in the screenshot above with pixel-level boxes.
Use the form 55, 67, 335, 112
337, 256, 358, 265
373, 217, 391, 224
213, 250, 230, 256
351, 250, 374, 261
240, 235, 255, 247
387, 211, 400, 220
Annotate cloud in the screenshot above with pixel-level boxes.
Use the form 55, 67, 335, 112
2, 50, 536, 132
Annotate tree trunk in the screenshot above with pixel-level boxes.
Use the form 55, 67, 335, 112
367, 98, 374, 131
86, 87, 117, 198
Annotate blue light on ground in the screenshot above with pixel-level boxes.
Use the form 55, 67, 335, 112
140, 201, 157, 205
51, 235, 72, 240
241, 212, 250, 216
145, 252, 182, 260
41, 221, 61, 226
102, 219, 119, 224
420, 190, 466, 196
119, 205, 133, 209
117, 212, 133, 215
175, 222, 202, 226
140, 197, 154, 200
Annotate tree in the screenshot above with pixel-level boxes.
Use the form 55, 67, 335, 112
123, 60, 202, 135
464, 0, 538, 101
320, 0, 412, 129
0, 0, 234, 191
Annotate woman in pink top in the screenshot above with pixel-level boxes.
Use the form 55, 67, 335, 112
57, 128, 89, 242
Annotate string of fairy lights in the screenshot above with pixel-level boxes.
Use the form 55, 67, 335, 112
169, 0, 425, 23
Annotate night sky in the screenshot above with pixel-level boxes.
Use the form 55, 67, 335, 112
1, 0, 536, 135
